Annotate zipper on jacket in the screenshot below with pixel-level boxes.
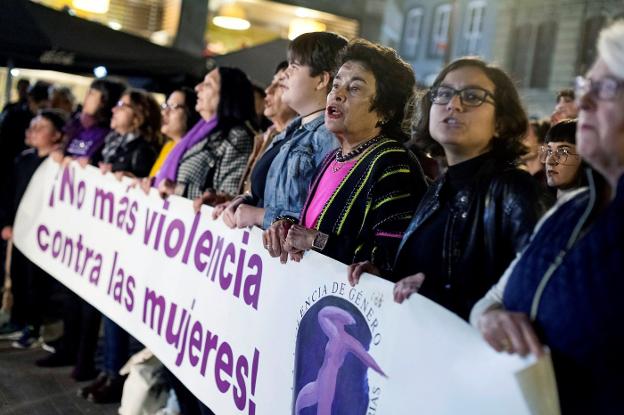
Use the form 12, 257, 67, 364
443, 213, 456, 290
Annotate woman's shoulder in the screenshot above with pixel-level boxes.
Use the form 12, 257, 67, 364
378, 136, 409, 150
210, 123, 254, 148
486, 165, 555, 215
489, 164, 541, 190
526, 187, 589, 239
366, 137, 412, 163
307, 121, 335, 143
82, 123, 110, 136
288, 121, 338, 155
227, 123, 253, 136
130, 134, 157, 153
204, 122, 248, 138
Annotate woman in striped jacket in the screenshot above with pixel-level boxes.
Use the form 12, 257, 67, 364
265, 39, 427, 272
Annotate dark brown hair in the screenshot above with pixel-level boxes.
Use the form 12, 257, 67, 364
556, 88, 575, 102
124, 89, 163, 146
412, 58, 528, 162
215, 66, 257, 132
38, 108, 68, 137
288, 32, 348, 80
339, 39, 416, 142
529, 118, 551, 144
177, 86, 201, 133
90, 79, 126, 128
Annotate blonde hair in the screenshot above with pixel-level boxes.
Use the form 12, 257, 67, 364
598, 19, 624, 79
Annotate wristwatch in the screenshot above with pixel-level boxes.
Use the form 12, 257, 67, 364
312, 231, 329, 251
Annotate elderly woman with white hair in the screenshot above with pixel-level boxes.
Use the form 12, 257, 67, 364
470, 20, 624, 413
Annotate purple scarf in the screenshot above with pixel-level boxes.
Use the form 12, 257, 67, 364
64, 114, 110, 158
154, 117, 217, 186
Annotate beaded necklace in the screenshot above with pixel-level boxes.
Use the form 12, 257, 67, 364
335, 135, 383, 163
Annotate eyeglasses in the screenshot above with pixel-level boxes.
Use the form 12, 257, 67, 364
538, 145, 580, 165
161, 102, 185, 111
27, 124, 53, 133
429, 86, 495, 107
575, 75, 624, 101
116, 101, 134, 110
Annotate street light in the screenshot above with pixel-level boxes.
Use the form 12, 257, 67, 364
72, 0, 110, 14
212, 4, 251, 31
93, 66, 108, 78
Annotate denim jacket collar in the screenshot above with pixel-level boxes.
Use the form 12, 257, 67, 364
300, 114, 325, 131
280, 114, 325, 134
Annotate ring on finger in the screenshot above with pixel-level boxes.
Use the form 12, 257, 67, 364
500, 337, 512, 352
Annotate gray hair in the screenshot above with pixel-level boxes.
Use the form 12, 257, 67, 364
598, 19, 624, 78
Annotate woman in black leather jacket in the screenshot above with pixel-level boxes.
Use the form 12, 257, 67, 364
99, 88, 162, 177
348, 58, 552, 320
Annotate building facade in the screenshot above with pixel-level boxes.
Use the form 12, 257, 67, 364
381, 0, 624, 116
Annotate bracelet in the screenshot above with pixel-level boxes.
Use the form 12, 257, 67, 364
273, 215, 298, 225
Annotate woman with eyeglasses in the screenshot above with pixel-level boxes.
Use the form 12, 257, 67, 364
471, 21, 624, 412
149, 87, 200, 178
75, 89, 163, 404
539, 119, 587, 198
99, 89, 162, 178
348, 58, 550, 321
36, 89, 161, 384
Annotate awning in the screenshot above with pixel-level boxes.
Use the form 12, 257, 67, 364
0, 0, 207, 90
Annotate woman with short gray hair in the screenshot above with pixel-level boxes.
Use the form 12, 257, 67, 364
472, 20, 624, 413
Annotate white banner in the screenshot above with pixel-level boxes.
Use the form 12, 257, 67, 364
13, 159, 534, 414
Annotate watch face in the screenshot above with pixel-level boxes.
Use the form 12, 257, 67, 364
313, 232, 329, 250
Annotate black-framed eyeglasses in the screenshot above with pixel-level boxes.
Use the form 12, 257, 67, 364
575, 75, 624, 101
538, 145, 580, 165
161, 102, 186, 111
429, 86, 496, 107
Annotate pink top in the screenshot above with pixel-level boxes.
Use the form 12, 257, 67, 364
303, 159, 357, 228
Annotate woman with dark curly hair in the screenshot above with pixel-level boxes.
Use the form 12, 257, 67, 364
349, 57, 551, 320
272, 39, 427, 270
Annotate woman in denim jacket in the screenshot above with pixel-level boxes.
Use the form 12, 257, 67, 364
215, 32, 347, 232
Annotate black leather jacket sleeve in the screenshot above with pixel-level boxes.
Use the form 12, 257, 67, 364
392, 159, 553, 320
485, 168, 553, 259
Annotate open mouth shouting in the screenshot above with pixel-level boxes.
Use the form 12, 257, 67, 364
326, 104, 343, 120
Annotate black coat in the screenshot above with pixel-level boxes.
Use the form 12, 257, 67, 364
102, 133, 157, 178
1, 149, 46, 228
393, 154, 552, 320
